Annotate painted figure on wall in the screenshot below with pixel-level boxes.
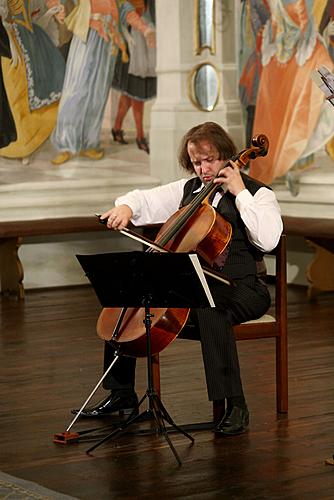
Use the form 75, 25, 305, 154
241, 0, 334, 188
317, 0, 334, 60
31, 0, 74, 59
239, 0, 269, 147
111, 0, 156, 154
315, 0, 334, 159
0, 10, 17, 148
0, 0, 66, 162
51, 0, 156, 165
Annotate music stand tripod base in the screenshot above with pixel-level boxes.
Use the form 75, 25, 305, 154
85, 304, 195, 465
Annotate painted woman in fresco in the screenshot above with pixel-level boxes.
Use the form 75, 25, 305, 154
0, 0, 66, 161
249, 0, 334, 186
111, 0, 156, 154
51, 0, 156, 165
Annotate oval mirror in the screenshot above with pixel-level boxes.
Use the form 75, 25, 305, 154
189, 63, 220, 112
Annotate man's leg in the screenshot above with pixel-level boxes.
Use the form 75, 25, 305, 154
73, 342, 138, 417
195, 308, 244, 401
194, 307, 249, 435
196, 278, 271, 434
102, 342, 136, 390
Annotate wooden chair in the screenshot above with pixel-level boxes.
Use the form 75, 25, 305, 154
151, 234, 288, 417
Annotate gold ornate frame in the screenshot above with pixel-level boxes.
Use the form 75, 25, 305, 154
188, 61, 220, 111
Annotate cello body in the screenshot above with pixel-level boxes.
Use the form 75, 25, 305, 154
97, 306, 189, 357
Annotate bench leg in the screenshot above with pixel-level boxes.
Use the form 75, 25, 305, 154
0, 237, 24, 299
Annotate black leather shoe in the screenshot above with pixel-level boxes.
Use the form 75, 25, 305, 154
71, 390, 138, 418
214, 405, 249, 435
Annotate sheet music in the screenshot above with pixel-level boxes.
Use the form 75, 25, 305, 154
311, 66, 334, 107
188, 254, 215, 307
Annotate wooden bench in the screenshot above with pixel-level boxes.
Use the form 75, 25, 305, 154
282, 215, 334, 298
2, 214, 333, 300
0, 217, 106, 298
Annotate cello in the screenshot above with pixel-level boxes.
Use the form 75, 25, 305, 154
96, 134, 269, 357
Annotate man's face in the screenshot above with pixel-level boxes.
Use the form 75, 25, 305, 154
187, 140, 225, 185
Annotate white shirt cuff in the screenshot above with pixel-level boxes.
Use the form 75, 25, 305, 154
235, 189, 253, 209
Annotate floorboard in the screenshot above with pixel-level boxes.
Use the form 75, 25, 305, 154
1, 285, 334, 499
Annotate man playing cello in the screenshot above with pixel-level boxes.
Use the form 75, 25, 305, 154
74, 122, 283, 435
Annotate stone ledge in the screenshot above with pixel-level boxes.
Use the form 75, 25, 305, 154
0, 216, 107, 239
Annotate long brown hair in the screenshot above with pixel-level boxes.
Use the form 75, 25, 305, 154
178, 122, 237, 173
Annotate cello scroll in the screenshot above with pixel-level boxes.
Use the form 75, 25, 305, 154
231, 134, 269, 169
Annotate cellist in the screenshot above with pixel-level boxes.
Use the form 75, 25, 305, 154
73, 122, 283, 436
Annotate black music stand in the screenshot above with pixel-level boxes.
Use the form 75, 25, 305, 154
76, 250, 221, 465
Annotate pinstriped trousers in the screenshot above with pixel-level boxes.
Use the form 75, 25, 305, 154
103, 277, 270, 401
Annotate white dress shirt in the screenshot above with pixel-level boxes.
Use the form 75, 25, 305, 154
115, 178, 283, 252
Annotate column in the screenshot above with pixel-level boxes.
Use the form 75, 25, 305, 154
149, 0, 244, 183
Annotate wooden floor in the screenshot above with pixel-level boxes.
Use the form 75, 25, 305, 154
1, 284, 334, 499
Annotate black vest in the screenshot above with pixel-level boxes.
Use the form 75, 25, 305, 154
181, 174, 270, 280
